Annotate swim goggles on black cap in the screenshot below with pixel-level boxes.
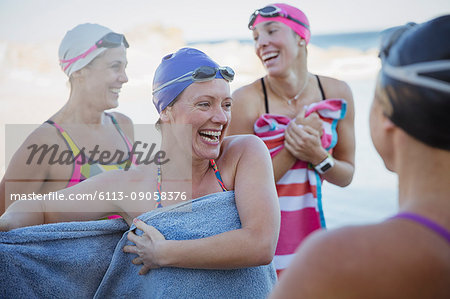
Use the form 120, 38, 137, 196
248, 5, 310, 30
379, 23, 450, 94
153, 66, 235, 94
60, 32, 129, 71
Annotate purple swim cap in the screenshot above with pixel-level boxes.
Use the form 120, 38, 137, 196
152, 48, 226, 113
251, 3, 311, 44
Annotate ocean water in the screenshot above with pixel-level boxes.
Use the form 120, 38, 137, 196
310, 31, 381, 51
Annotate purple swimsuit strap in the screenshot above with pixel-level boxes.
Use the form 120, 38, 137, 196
391, 212, 450, 243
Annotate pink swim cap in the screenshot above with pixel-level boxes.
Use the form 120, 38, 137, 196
250, 3, 311, 44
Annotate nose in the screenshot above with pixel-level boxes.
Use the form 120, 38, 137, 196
255, 34, 269, 51
119, 69, 128, 84
211, 105, 228, 125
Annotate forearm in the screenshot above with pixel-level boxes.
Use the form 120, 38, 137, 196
157, 228, 275, 269
272, 148, 297, 182
321, 159, 354, 187
0, 200, 45, 231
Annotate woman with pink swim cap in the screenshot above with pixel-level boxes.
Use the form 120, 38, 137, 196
228, 3, 356, 276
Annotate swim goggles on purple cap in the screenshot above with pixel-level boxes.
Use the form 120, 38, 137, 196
248, 5, 310, 30
60, 32, 129, 71
152, 65, 235, 94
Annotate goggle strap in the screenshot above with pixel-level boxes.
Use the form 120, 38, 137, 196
60, 44, 99, 71
383, 60, 450, 93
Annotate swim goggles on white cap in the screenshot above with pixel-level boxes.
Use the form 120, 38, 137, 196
152, 66, 235, 94
60, 32, 129, 72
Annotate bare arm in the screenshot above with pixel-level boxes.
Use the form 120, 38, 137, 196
0, 126, 54, 215
0, 168, 148, 231
124, 135, 280, 272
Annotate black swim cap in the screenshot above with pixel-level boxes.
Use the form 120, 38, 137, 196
379, 15, 450, 150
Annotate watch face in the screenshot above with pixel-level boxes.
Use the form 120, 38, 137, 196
320, 163, 332, 172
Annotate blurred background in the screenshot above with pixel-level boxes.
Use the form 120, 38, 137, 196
1, 0, 449, 227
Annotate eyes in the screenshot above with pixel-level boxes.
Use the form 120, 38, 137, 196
196, 100, 232, 111
110, 61, 127, 71
253, 26, 279, 41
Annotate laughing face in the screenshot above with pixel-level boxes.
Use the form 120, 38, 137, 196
163, 79, 232, 162
79, 46, 128, 110
252, 21, 302, 76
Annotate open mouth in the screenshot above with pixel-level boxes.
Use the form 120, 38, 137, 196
262, 52, 279, 63
110, 88, 121, 94
199, 130, 221, 143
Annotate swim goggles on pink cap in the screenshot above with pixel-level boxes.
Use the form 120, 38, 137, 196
248, 5, 310, 30
60, 32, 129, 71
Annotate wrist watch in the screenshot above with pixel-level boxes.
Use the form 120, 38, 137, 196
314, 154, 335, 174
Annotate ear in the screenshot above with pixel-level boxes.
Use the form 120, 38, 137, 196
160, 107, 171, 122
382, 115, 396, 131
295, 35, 305, 47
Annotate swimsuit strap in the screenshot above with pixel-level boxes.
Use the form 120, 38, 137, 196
155, 159, 227, 209
261, 76, 325, 114
315, 74, 326, 100
261, 77, 270, 114
209, 159, 228, 192
391, 212, 450, 243
105, 112, 137, 165
45, 120, 82, 156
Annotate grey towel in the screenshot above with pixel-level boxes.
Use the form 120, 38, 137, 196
1, 191, 277, 298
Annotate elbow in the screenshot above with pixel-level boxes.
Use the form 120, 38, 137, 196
253, 237, 277, 266
0, 218, 11, 232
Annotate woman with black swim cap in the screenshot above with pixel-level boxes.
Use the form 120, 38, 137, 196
270, 15, 450, 298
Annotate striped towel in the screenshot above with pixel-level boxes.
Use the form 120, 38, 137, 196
254, 99, 347, 275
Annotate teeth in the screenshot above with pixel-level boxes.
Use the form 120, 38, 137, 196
262, 52, 278, 61
200, 130, 221, 137
110, 88, 121, 94
201, 135, 219, 143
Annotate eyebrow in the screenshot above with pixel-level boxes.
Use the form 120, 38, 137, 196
263, 21, 278, 28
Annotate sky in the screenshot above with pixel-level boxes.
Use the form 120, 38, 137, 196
0, 0, 449, 43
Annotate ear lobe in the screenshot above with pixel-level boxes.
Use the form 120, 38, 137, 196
382, 115, 396, 131
160, 108, 171, 122
299, 40, 305, 46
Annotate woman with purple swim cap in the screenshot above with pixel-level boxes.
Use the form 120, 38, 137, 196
1, 48, 280, 297
0, 23, 134, 217
228, 3, 356, 276
271, 15, 450, 298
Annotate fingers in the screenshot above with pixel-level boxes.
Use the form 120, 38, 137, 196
134, 218, 166, 241
127, 230, 139, 244
139, 265, 151, 275
303, 126, 321, 138
132, 257, 143, 265
294, 106, 307, 124
123, 245, 137, 254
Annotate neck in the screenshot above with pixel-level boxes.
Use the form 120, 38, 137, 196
266, 69, 309, 104
394, 133, 450, 226
56, 92, 106, 124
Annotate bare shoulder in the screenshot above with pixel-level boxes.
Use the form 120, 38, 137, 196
228, 79, 265, 135
221, 134, 267, 156
108, 111, 134, 140
13, 122, 65, 153
272, 221, 450, 298
108, 111, 134, 125
232, 79, 262, 102
316, 75, 353, 100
